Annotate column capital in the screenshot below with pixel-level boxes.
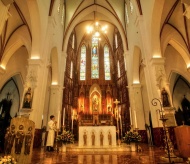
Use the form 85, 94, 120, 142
150, 57, 165, 66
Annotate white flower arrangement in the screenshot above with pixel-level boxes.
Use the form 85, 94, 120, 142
0, 155, 17, 164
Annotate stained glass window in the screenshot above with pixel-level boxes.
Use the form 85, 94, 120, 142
115, 34, 118, 48
117, 60, 120, 78
70, 61, 73, 79
80, 45, 86, 80
91, 36, 99, 79
104, 45, 111, 80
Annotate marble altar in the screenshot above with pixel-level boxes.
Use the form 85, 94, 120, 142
79, 126, 116, 147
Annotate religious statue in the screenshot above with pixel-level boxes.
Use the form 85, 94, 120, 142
108, 132, 112, 146
15, 125, 25, 154
161, 88, 170, 107
4, 125, 15, 154
83, 132, 87, 146
23, 87, 32, 108
100, 132, 104, 146
93, 97, 99, 111
91, 132, 95, 146
24, 126, 33, 155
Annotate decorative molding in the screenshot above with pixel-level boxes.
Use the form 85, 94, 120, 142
182, 0, 190, 19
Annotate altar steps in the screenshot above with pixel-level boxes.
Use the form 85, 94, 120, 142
65, 143, 131, 152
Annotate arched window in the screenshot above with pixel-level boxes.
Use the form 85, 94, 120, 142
104, 45, 111, 80
129, 0, 134, 14
125, 3, 129, 24
115, 34, 118, 48
91, 36, 99, 79
72, 34, 75, 49
70, 61, 73, 79
80, 45, 86, 80
117, 60, 120, 78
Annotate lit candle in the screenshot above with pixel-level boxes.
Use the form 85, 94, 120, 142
134, 110, 137, 128
63, 108, 65, 127
129, 107, 132, 125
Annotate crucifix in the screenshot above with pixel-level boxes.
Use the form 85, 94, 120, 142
113, 99, 121, 145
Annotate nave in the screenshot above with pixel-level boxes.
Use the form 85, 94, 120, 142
29, 144, 187, 164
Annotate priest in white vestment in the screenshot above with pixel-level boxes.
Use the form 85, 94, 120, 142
46, 115, 57, 151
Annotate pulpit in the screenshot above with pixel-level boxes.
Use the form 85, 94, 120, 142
174, 125, 190, 158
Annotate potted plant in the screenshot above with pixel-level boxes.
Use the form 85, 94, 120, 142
123, 130, 142, 151
0, 155, 17, 164
56, 130, 74, 152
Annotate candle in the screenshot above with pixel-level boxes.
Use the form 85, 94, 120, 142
129, 107, 132, 125
57, 110, 60, 129
134, 110, 137, 128
63, 108, 65, 127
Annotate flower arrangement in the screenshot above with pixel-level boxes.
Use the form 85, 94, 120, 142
0, 155, 17, 164
56, 130, 74, 144
123, 130, 142, 144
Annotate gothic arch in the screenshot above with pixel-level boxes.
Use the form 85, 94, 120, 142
151, 0, 165, 57
62, 5, 127, 55
161, 24, 190, 67
1, 26, 31, 69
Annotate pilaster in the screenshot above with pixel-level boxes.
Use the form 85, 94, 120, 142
131, 83, 145, 130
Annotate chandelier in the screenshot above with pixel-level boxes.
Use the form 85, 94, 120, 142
86, 21, 108, 40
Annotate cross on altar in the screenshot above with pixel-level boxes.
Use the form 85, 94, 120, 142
113, 99, 120, 106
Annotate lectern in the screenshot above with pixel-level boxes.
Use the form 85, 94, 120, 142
174, 125, 190, 158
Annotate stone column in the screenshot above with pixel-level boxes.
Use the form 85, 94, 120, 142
21, 59, 48, 129
132, 84, 145, 130
48, 84, 63, 129
0, 1, 11, 34
150, 58, 175, 127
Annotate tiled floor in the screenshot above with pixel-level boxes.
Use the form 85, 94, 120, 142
30, 144, 188, 164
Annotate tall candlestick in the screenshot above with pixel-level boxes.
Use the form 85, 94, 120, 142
134, 110, 137, 128
63, 108, 65, 127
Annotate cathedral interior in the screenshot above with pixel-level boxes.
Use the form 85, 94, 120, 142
0, 0, 190, 163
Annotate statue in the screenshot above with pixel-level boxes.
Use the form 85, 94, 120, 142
4, 125, 15, 154
83, 132, 87, 146
15, 125, 25, 154
161, 88, 170, 107
93, 97, 99, 111
24, 127, 33, 155
23, 87, 32, 108
100, 132, 104, 146
91, 132, 95, 146
108, 132, 112, 146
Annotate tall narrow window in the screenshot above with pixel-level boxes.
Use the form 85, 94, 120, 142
80, 45, 86, 80
115, 34, 118, 48
104, 45, 111, 80
129, 0, 134, 14
91, 36, 99, 79
117, 60, 120, 78
125, 3, 129, 24
70, 61, 73, 79
72, 34, 75, 49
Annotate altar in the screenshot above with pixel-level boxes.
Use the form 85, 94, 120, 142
79, 126, 116, 147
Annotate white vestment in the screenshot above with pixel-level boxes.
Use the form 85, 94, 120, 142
46, 120, 56, 147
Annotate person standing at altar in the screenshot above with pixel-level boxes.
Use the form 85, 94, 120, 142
46, 115, 57, 152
